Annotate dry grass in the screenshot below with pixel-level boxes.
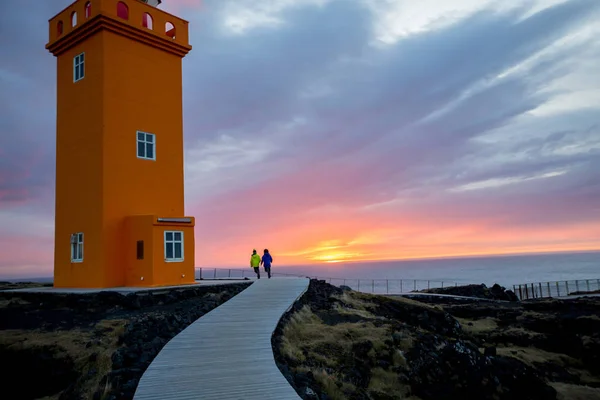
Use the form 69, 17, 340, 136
280, 292, 421, 399
496, 346, 578, 367
369, 367, 412, 397
313, 370, 354, 400
0, 318, 127, 400
280, 305, 390, 365
456, 317, 498, 334
384, 294, 443, 310
333, 292, 378, 311
552, 383, 600, 400
496, 345, 600, 387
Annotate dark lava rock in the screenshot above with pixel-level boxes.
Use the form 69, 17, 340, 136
1, 344, 77, 399
418, 283, 519, 302
484, 346, 497, 357
408, 335, 556, 400
373, 296, 462, 337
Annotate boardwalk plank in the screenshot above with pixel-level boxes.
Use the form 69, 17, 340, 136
134, 278, 308, 400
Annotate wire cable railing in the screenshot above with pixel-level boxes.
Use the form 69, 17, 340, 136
194, 268, 461, 294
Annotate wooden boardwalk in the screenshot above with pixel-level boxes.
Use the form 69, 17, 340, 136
134, 277, 309, 400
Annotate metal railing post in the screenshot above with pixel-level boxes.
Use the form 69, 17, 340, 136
214, 268, 217, 279
414, 280, 417, 291
586, 279, 590, 292
547, 282, 550, 298
372, 280, 374, 293
386, 279, 389, 294
565, 281, 569, 295
358, 280, 360, 292
518, 285, 522, 300
556, 282, 560, 297
575, 280, 580, 293
400, 280, 403, 293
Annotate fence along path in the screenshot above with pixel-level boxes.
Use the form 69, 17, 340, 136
514, 278, 600, 300
133, 277, 308, 400
195, 267, 461, 294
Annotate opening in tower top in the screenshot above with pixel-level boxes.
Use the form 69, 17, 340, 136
57, 20, 64, 36
117, 2, 129, 20
85, 2, 91, 19
71, 11, 78, 27
143, 13, 153, 30
165, 22, 176, 39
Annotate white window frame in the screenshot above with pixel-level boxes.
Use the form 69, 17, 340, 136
70, 232, 84, 263
73, 52, 85, 82
136, 131, 156, 161
164, 231, 184, 262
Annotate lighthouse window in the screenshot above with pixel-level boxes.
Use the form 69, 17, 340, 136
164, 231, 184, 262
70, 232, 84, 262
73, 53, 85, 82
136, 131, 156, 160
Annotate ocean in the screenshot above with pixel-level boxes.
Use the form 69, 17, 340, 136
276, 251, 600, 289
5, 252, 599, 289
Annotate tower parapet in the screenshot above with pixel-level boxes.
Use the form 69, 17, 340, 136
47, 0, 191, 57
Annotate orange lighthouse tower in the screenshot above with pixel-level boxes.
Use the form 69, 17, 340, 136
46, 0, 196, 288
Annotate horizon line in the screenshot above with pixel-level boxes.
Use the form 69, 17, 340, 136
2, 248, 599, 280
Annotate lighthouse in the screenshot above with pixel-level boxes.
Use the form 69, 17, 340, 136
46, 0, 195, 288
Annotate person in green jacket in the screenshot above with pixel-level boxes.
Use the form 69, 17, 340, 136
250, 249, 261, 279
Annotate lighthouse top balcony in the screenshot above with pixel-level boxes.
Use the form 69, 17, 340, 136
47, 0, 190, 56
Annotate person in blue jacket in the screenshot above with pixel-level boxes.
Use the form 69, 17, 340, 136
261, 249, 273, 279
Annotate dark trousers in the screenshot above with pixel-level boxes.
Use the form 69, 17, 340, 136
264, 265, 271, 279
253, 267, 260, 279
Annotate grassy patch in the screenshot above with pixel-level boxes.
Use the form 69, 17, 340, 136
551, 383, 600, 400
456, 316, 499, 334
278, 290, 424, 399
0, 319, 127, 400
280, 305, 390, 366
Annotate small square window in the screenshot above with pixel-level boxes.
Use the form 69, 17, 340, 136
73, 53, 85, 82
70, 232, 84, 262
136, 131, 156, 160
164, 230, 184, 262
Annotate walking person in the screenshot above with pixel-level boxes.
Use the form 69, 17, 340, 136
261, 249, 273, 279
250, 249, 261, 279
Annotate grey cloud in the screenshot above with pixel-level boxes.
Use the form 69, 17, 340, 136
0, 0, 64, 204
186, 0, 600, 236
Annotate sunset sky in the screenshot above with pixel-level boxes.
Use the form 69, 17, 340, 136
1, 0, 599, 278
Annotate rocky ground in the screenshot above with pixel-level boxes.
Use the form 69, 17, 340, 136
272, 279, 600, 400
0, 282, 251, 400
416, 283, 519, 301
